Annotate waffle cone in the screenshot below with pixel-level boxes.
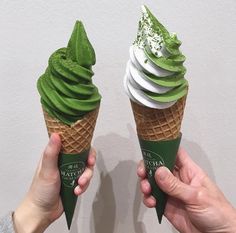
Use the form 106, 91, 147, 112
43, 107, 99, 154
130, 96, 187, 141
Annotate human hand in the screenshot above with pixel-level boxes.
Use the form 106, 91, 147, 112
13, 133, 96, 233
138, 147, 236, 233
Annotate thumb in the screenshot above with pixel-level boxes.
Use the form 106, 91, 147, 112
41, 133, 61, 174
155, 166, 194, 203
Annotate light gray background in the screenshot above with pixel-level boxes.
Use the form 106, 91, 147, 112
0, 0, 236, 232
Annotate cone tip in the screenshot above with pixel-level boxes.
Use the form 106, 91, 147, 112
65, 213, 73, 230
158, 214, 163, 224
155, 206, 164, 224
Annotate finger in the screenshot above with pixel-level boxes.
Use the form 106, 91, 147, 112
74, 183, 89, 196
41, 133, 61, 174
175, 147, 191, 169
137, 160, 146, 179
155, 166, 195, 203
143, 195, 156, 208
140, 179, 152, 195
78, 168, 93, 187
87, 147, 96, 168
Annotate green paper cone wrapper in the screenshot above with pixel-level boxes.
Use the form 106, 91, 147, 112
138, 134, 182, 223
59, 150, 89, 229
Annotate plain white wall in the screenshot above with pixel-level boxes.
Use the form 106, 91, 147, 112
1, 0, 236, 232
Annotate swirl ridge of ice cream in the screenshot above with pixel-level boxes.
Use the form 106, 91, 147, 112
37, 21, 101, 125
124, 5, 188, 109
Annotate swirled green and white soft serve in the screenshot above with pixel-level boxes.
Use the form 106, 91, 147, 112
124, 6, 188, 109
37, 21, 101, 125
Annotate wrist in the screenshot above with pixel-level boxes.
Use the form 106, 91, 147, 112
13, 199, 51, 233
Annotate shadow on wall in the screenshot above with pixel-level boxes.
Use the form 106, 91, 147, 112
69, 200, 81, 233
182, 138, 215, 181
89, 126, 147, 233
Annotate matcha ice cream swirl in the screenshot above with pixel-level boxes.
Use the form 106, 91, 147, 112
124, 5, 188, 109
37, 21, 101, 125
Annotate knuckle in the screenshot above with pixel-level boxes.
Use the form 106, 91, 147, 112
143, 196, 155, 208
140, 180, 146, 193
43, 147, 52, 160
39, 169, 59, 183
194, 189, 207, 203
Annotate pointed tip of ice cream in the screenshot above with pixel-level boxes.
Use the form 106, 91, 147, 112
66, 20, 96, 68
141, 5, 152, 16
141, 5, 147, 12
139, 5, 172, 41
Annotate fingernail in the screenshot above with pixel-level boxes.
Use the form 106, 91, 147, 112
74, 186, 81, 195
49, 134, 56, 145
138, 166, 144, 174
157, 167, 169, 181
89, 156, 95, 165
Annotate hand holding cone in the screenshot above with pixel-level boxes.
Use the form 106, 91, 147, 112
37, 21, 101, 229
131, 96, 186, 222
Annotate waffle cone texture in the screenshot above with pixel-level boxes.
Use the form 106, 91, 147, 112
43, 107, 99, 154
131, 96, 187, 141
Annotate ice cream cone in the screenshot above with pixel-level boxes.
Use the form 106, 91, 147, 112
124, 5, 188, 224
37, 20, 101, 229
130, 96, 187, 222
43, 107, 99, 229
